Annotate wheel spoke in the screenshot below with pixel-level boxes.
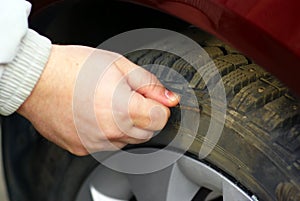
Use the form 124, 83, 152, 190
205, 191, 222, 201
126, 165, 173, 201
166, 163, 200, 201
90, 186, 128, 201
89, 165, 132, 201
126, 163, 199, 201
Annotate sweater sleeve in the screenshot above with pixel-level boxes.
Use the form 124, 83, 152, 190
0, 0, 52, 115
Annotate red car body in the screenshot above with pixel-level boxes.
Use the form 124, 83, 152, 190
31, 0, 300, 95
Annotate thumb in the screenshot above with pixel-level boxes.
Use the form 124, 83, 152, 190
115, 57, 180, 107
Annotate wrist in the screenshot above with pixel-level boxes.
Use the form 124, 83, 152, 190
0, 29, 51, 116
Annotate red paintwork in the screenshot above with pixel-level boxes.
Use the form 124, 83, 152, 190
31, 0, 300, 95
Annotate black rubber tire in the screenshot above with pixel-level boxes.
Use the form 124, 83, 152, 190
2, 1, 300, 201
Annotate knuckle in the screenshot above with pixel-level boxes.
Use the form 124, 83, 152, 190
114, 55, 131, 68
147, 74, 159, 90
149, 106, 169, 129
106, 131, 126, 140
132, 115, 152, 129
141, 117, 152, 129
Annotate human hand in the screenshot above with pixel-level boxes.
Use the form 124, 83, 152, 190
17, 45, 179, 156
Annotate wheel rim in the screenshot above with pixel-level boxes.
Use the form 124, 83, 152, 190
76, 148, 258, 201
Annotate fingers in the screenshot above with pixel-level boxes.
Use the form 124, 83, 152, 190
114, 58, 180, 107
73, 55, 179, 155
128, 91, 170, 131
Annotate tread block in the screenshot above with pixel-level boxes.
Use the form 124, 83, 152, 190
203, 47, 224, 59
216, 54, 248, 67
154, 54, 178, 66
198, 60, 231, 90
248, 96, 299, 132
179, 64, 197, 82
224, 45, 240, 54
223, 64, 269, 95
189, 60, 233, 89
152, 54, 179, 78
190, 54, 248, 90
230, 77, 287, 114
180, 49, 209, 67
137, 50, 162, 66
126, 50, 149, 63
164, 58, 187, 82
190, 54, 247, 90
202, 37, 224, 47
166, 58, 196, 82
202, 37, 240, 54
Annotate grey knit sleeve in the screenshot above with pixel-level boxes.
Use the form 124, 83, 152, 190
0, 29, 52, 116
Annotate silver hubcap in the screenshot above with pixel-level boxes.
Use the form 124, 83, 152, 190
76, 148, 258, 201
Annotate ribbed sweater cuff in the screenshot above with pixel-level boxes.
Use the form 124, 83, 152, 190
0, 29, 51, 116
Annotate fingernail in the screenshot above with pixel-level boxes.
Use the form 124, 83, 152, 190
165, 89, 180, 102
